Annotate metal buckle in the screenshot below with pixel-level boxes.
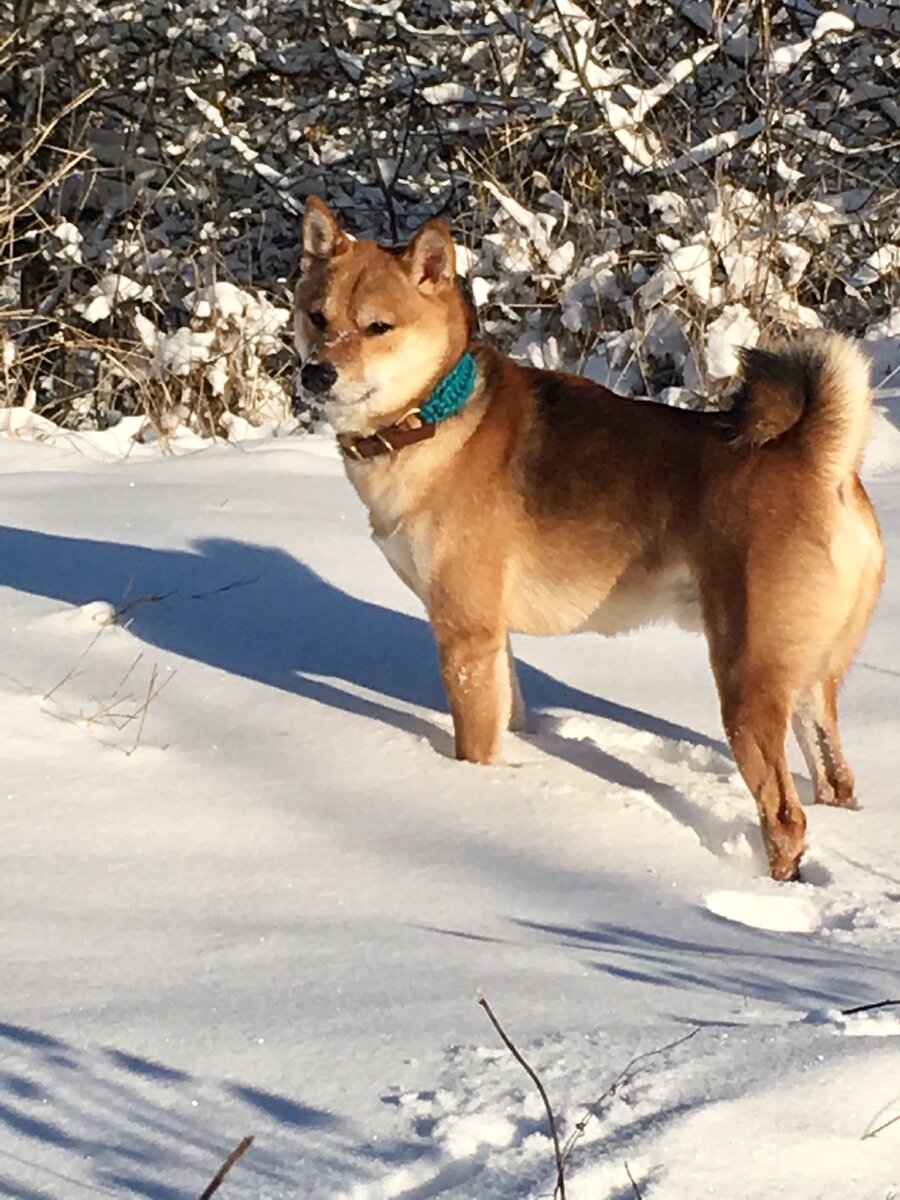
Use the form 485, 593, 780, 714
339, 406, 427, 462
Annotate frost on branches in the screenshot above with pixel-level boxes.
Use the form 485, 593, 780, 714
0, 0, 897, 438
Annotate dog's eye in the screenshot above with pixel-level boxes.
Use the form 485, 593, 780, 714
308, 310, 327, 331
366, 321, 394, 337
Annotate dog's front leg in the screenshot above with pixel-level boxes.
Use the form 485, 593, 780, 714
507, 637, 529, 732
436, 630, 511, 764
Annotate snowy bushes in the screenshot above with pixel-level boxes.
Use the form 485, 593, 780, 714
0, 0, 898, 436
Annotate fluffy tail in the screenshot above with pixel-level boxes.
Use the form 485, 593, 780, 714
730, 333, 872, 483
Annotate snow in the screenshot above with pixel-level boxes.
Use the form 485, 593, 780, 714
663, 241, 713, 303
483, 181, 558, 262
0, 355, 899, 1197
705, 303, 760, 379
851, 245, 900, 289
52, 221, 83, 264
771, 12, 855, 72
705, 888, 821, 934
421, 83, 476, 104
75, 275, 153, 324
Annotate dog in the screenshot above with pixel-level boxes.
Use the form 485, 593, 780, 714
294, 196, 884, 882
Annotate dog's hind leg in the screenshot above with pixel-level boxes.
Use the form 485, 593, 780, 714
793, 494, 883, 809
701, 563, 808, 880
792, 678, 857, 808
719, 678, 807, 881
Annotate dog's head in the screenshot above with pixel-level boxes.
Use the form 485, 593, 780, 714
295, 198, 471, 434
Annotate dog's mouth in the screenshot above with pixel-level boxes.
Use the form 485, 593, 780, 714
294, 362, 378, 420
323, 386, 375, 409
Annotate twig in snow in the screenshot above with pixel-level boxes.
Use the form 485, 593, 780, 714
841, 998, 900, 1017
477, 990, 566, 1200
624, 1160, 644, 1198
43, 627, 106, 701
187, 575, 260, 601
127, 662, 172, 755
114, 590, 175, 623
108, 652, 146, 698
849, 1008, 900, 1140
558, 1027, 700, 1178
43, 584, 171, 708
83, 651, 146, 729
199, 1135, 254, 1200
862, 1112, 900, 1141
79, 656, 175, 745
126, 662, 176, 754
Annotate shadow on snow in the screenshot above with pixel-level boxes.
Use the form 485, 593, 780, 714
0, 524, 725, 755
0, 1020, 435, 1198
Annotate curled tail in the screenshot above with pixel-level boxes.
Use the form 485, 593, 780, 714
729, 333, 872, 483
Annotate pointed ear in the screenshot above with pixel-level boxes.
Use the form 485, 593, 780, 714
403, 220, 456, 292
302, 196, 347, 265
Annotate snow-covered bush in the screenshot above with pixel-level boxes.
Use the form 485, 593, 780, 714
0, 0, 897, 436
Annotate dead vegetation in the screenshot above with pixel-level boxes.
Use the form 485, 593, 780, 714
0, 0, 897, 436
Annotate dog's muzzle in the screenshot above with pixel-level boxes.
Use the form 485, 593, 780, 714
300, 360, 337, 397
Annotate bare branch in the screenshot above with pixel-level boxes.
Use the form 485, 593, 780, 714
477, 991, 566, 1200
841, 998, 900, 1017
559, 1027, 700, 1175
199, 1136, 254, 1200
625, 1160, 644, 1199
43, 627, 106, 702
862, 1112, 900, 1141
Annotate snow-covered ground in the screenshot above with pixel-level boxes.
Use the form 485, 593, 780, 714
1, 379, 899, 1200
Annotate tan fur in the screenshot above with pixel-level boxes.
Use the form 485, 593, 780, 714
734, 334, 873, 482
296, 199, 885, 882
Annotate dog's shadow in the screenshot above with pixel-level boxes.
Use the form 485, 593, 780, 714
0, 523, 726, 779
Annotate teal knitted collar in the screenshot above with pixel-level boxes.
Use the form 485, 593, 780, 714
420, 351, 477, 425
337, 351, 478, 461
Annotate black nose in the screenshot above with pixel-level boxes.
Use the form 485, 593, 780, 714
300, 360, 337, 396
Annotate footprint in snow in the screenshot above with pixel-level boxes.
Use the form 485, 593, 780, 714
528, 712, 764, 873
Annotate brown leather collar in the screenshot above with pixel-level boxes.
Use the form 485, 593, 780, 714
337, 410, 436, 461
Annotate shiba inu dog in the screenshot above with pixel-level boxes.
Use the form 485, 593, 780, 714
295, 196, 884, 882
